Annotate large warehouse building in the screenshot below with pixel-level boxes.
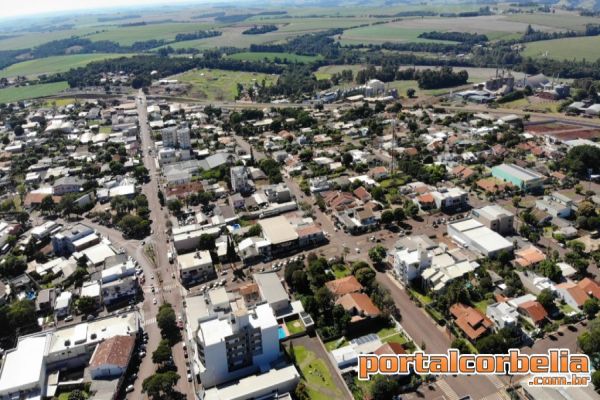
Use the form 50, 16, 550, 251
447, 219, 514, 257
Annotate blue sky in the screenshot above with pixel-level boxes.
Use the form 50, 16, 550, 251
3, 0, 202, 18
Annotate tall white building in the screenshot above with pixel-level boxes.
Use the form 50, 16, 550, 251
161, 126, 191, 149
393, 244, 431, 284
196, 303, 280, 388
230, 166, 253, 195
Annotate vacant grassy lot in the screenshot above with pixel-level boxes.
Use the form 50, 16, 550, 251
0, 53, 136, 79
0, 81, 69, 103
522, 36, 600, 61
227, 51, 321, 63
293, 345, 342, 400
87, 22, 217, 45
174, 68, 278, 101
285, 318, 305, 335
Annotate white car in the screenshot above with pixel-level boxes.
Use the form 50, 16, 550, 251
125, 385, 134, 393
152, 298, 157, 305
355, 248, 360, 253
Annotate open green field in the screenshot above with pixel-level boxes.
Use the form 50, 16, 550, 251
339, 25, 454, 46
227, 52, 321, 63
0, 81, 68, 103
522, 36, 600, 61
162, 26, 296, 50
174, 68, 278, 101
86, 22, 218, 46
0, 53, 136, 79
293, 345, 342, 400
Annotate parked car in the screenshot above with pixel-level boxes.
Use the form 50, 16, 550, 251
125, 385, 134, 393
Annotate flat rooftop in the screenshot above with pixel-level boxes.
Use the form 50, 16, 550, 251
259, 216, 298, 245
253, 272, 289, 305
49, 311, 138, 355
494, 163, 544, 182
0, 334, 49, 395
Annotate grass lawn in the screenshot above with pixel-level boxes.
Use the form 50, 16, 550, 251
352, 375, 374, 400
99, 126, 112, 134
560, 303, 576, 315
0, 53, 136, 79
522, 36, 600, 61
228, 52, 321, 63
473, 299, 491, 315
42, 98, 77, 107
174, 68, 278, 101
331, 264, 351, 279
324, 337, 348, 351
58, 392, 89, 400
285, 318, 306, 335
408, 288, 433, 305
381, 333, 409, 346
293, 345, 342, 400
0, 81, 68, 103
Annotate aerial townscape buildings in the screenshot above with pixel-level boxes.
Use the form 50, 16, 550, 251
2, 2, 600, 400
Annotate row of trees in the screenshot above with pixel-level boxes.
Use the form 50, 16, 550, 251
242, 25, 278, 35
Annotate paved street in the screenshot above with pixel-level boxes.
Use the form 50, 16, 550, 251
132, 91, 195, 399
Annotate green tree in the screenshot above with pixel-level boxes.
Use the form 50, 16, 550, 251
451, 338, 472, 354
167, 199, 183, 215
156, 303, 180, 344
68, 390, 86, 400
354, 267, 376, 287
537, 288, 555, 310
152, 339, 173, 365
592, 370, 600, 391
76, 296, 97, 315
583, 298, 600, 319
381, 210, 394, 225
142, 371, 180, 399
563, 145, 600, 178
247, 224, 262, 237
370, 375, 399, 400
538, 260, 562, 283
368, 245, 386, 264
40, 195, 55, 215
406, 88, 416, 98
197, 234, 215, 251
8, 299, 38, 333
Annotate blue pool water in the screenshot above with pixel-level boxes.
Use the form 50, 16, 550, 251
232, 223, 241, 230
278, 327, 286, 339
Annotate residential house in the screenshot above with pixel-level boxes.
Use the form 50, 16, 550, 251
450, 303, 493, 342
486, 302, 519, 330
517, 300, 548, 327
325, 276, 363, 298
514, 246, 546, 268
335, 293, 381, 323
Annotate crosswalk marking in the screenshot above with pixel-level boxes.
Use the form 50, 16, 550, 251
487, 375, 505, 389
480, 393, 506, 400
436, 380, 459, 400
144, 317, 156, 326
142, 283, 178, 294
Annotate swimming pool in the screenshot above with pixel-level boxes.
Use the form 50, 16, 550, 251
278, 327, 286, 340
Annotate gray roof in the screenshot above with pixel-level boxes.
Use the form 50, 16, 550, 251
254, 272, 289, 305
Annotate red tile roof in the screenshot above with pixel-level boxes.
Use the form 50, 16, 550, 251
578, 278, 600, 300
518, 300, 548, 324
450, 303, 493, 341
557, 282, 589, 306
374, 342, 406, 356
90, 335, 135, 370
336, 293, 381, 317
353, 186, 371, 202
325, 276, 363, 297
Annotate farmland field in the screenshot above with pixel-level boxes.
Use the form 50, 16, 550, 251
522, 36, 600, 61
227, 52, 321, 63
162, 26, 296, 50
0, 81, 69, 103
338, 16, 558, 45
0, 53, 136, 79
505, 13, 600, 31
314, 64, 367, 80
0, 27, 100, 51
173, 68, 278, 101
86, 22, 218, 46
